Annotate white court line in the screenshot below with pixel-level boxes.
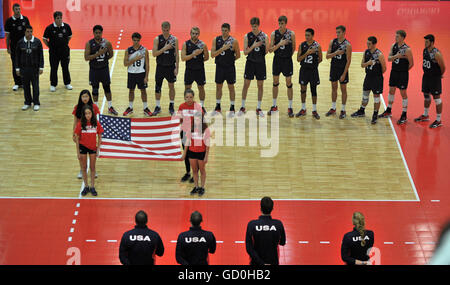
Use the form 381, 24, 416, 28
319, 241, 330, 244
234, 241, 245, 244
298, 241, 309, 244
86, 240, 96, 242
384, 242, 394, 245
107, 240, 117, 243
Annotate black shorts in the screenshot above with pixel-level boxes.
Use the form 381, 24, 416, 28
329, 66, 349, 83
79, 144, 96, 155
128, 72, 147, 90
363, 75, 384, 95
184, 67, 206, 86
299, 67, 320, 86
187, 149, 206, 160
244, 60, 266, 81
422, 74, 442, 95
215, 64, 236, 84
272, 56, 293, 77
389, 70, 409, 90
89, 67, 110, 87
155, 64, 177, 86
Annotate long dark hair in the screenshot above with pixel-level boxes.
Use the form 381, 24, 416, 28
75, 90, 94, 119
80, 105, 98, 130
191, 112, 208, 133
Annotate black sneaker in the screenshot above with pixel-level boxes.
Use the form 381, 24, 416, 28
378, 108, 392, 118
351, 108, 365, 118
197, 187, 205, 196
339, 110, 346, 119
325, 108, 336, 117
228, 105, 235, 118
180, 173, 191, 182
81, 186, 90, 196
90, 187, 98, 196
287, 108, 294, 118
123, 107, 133, 116
429, 120, 442, 128
190, 187, 199, 195
169, 103, 175, 116
397, 112, 407, 125
312, 111, 320, 120
152, 106, 161, 116
108, 106, 118, 116
189, 177, 194, 183
371, 112, 378, 124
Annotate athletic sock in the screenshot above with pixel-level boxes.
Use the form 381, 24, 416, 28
437, 113, 442, 122
143, 102, 148, 109
341, 104, 346, 111
288, 100, 293, 109
241, 99, 246, 108
129, 101, 133, 109
108, 101, 112, 108
312, 104, 317, 112
156, 100, 161, 107
302, 103, 306, 110
200, 100, 204, 107
332, 102, 336, 110
272, 99, 277, 106
402, 98, 408, 112
216, 99, 221, 104
424, 107, 429, 116
257, 101, 262, 109
230, 100, 235, 106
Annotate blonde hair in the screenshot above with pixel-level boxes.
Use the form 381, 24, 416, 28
191, 26, 200, 34
352, 212, 366, 247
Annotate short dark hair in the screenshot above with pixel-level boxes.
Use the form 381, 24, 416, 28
250, 17, 260, 26
184, 88, 195, 97
396, 30, 406, 38
260, 196, 274, 215
305, 28, 315, 36
336, 25, 346, 33
25, 25, 33, 31
53, 11, 63, 19
132, 32, 142, 40
424, 34, 435, 43
278, 15, 287, 23
93, 25, 103, 33
135, 210, 148, 227
190, 211, 203, 227
368, 36, 377, 45
12, 3, 20, 10
221, 23, 230, 30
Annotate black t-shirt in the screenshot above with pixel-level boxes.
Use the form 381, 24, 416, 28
43, 22, 72, 50
156, 34, 177, 66
246, 31, 267, 63
4, 15, 30, 49
391, 43, 410, 72
273, 29, 293, 58
364, 48, 383, 77
300, 40, 320, 69
330, 38, 350, 69
423, 47, 441, 77
119, 225, 165, 265
175, 226, 216, 265
185, 39, 205, 70
214, 35, 236, 67
88, 38, 109, 70
341, 228, 375, 265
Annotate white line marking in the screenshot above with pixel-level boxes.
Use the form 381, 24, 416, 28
72, 219, 76, 224
384, 242, 394, 244
170, 240, 177, 243
217, 241, 224, 243
68, 237, 72, 242
320, 241, 330, 244
431, 200, 440, 202
107, 240, 117, 243
86, 240, 96, 242
74, 211, 78, 216
70, 228, 74, 233
235, 241, 244, 244
405, 242, 416, 245
76, 203, 80, 208
298, 241, 309, 244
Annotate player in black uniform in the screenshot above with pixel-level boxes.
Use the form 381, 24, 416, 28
210, 23, 240, 117
296, 28, 322, 120
181, 27, 209, 113
351, 36, 386, 125
152, 21, 179, 116
239, 17, 270, 117
4, 3, 30, 91
415, 34, 445, 128
84, 25, 117, 115
175, 211, 217, 265
379, 30, 414, 125
326, 25, 352, 119
341, 212, 374, 265
268, 15, 296, 117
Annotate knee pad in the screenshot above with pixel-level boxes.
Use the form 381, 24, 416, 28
286, 84, 293, 89
435, 98, 442, 105
362, 91, 370, 104
103, 84, 111, 94
373, 96, 380, 104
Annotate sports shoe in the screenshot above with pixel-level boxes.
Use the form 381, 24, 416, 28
429, 120, 442, 128
371, 112, 378, 124
12, 85, 19, 91
287, 108, 294, 118
22, 104, 31, 111
152, 106, 161, 116
180, 173, 191, 182
339, 110, 346, 119
189, 177, 194, 183
197, 187, 205, 196
90, 187, 98, 196
378, 108, 392, 118
212, 104, 221, 116
228, 105, 235, 118
190, 187, 199, 195
77, 170, 82, 179
50, 86, 56, 92
143, 107, 152, 117
256, 108, 265, 117
81, 186, 90, 196
295, 109, 306, 117
397, 112, 407, 125
65, 84, 73, 90
312, 111, 320, 120
351, 108, 365, 118
33, 105, 40, 111
237, 107, 246, 116
325, 108, 336, 117
169, 103, 175, 116
267, 106, 278, 116
123, 107, 133, 116
108, 106, 118, 115
414, 114, 430, 122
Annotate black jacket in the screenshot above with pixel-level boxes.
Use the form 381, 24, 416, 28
341, 227, 375, 265
175, 226, 216, 265
15, 36, 44, 70
245, 215, 286, 265
119, 225, 164, 265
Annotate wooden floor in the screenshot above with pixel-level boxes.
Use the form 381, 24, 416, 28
0, 50, 417, 200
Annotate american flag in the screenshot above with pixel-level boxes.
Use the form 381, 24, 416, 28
98, 115, 182, 161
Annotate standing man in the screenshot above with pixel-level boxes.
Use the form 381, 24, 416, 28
210, 23, 240, 117
175, 211, 217, 265
181, 27, 209, 113
245, 197, 286, 265
43, 11, 73, 92
4, 3, 30, 91
296, 28, 322, 119
152, 21, 179, 116
84, 25, 118, 115
351, 36, 386, 124
123, 32, 152, 117
15, 25, 44, 111
379, 30, 414, 125
415, 34, 445, 128
239, 17, 269, 117
119, 210, 165, 265
268, 15, 296, 117
326, 25, 352, 119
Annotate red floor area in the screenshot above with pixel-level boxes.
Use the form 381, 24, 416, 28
1, 0, 450, 265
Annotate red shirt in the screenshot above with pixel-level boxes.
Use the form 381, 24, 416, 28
74, 121, 104, 151
186, 128, 210, 153
177, 102, 204, 132
72, 104, 100, 119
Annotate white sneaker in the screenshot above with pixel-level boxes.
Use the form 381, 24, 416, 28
50, 86, 56, 92
12, 85, 19, 91
77, 170, 82, 179
33, 105, 40, 111
22, 104, 31, 111
65, 84, 73, 90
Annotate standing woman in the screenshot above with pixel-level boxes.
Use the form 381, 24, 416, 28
181, 113, 210, 196
73, 90, 100, 179
74, 105, 104, 196
341, 212, 375, 265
